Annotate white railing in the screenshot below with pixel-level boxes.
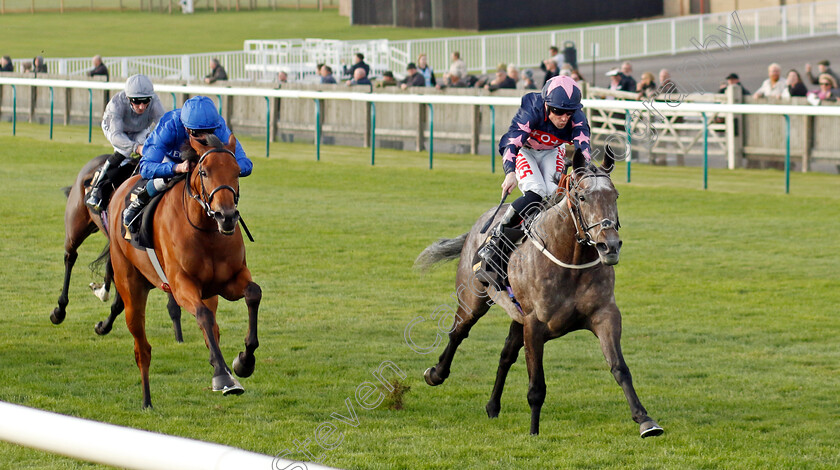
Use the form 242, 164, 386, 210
0, 401, 335, 470
11, 1, 840, 83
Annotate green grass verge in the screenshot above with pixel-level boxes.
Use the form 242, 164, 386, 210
0, 9, 619, 58
0, 121, 839, 469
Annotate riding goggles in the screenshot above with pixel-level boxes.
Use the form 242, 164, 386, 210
188, 128, 216, 137
129, 97, 152, 105
547, 106, 575, 116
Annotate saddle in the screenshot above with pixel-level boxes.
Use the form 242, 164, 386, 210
121, 180, 166, 250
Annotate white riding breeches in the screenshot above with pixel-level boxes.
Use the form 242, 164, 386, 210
515, 146, 566, 197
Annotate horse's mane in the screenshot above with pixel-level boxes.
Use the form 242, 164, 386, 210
180, 133, 225, 163
545, 163, 611, 208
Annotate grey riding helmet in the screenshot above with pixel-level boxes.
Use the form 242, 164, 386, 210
125, 74, 155, 99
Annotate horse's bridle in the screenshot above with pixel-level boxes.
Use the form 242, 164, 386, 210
185, 147, 240, 220
564, 172, 620, 246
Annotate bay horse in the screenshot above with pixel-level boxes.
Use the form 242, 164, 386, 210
52, 154, 184, 342
415, 148, 663, 437
106, 133, 261, 408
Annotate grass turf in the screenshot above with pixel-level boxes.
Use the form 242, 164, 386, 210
0, 121, 839, 469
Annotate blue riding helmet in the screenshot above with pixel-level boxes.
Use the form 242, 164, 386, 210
180, 96, 222, 130
541, 75, 583, 111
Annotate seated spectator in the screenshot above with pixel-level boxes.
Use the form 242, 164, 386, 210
521, 69, 537, 90
542, 58, 559, 86
417, 53, 436, 87
204, 58, 227, 84
636, 72, 657, 99
718, 73, 750, 96
484, 64, 517, 91
88, 55, 109, 81
809, 73, 839, 101
343, 53, 370, 80
320, 65, 337, 84
277, 71, 288, 84
782, 69, 808, 98
347, 67, 372, 86
0, 56, 13, 72
377, 71, 398, 88
400, 62, 426, 89
753, 63, 786, 99
618, 61, 636, 92
33, 56, 47, 73
804, 59, 839, 86
605, 68, 622, 96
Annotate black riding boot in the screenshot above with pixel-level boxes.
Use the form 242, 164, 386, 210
476, 191, 543, 286
86, 152, 126, 212
123, 184, 151, 233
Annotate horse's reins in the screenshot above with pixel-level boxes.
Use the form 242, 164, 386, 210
525, 172, 618, 269
183, 147, 254, 242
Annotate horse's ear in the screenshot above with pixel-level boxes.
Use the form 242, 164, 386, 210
572, 148, 586, 171
226, 134, 236, 152
602, 145, 615, 174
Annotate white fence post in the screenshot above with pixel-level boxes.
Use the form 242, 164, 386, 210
782, 5, 788, 41
755, 10, 760, 42
481, 36, 487, 74
671, 19, 676, 55
810, 2, 815, 37
181, 55, 191, 81
614, 25, 620, 60
643, 22, 648, 56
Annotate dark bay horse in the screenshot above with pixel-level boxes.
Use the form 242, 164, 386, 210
107, 133, 261, 408
52, 154, 183, 342
415, 148, 662, 437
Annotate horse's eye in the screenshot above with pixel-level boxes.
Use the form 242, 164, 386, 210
578, 195, 585, 202
199, 170, 207, 177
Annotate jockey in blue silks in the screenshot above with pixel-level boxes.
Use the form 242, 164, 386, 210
477, 75, 592, 280
122, 95, 253, 232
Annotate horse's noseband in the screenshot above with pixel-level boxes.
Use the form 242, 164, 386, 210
568, 173, 620, 246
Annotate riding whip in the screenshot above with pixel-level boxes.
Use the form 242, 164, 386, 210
479, 190, 510, 234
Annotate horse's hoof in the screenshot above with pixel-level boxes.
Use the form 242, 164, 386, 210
212, 374, 245, 396
232, 352, 255, 378
50, 308, 65, 325
89, 282, 109, 302
424, 367, 444, 386
94, 321, 112, 336
640, 419, 664, 438
486, 401, 500, 418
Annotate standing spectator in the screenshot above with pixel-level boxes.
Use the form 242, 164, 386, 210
718, 73, 750, 96
521, 69, 537, 90
804, 60, 839, 86
343, 53, 370, 80
636, 72, 657, 99
347, 68, 371, 86
540, 46, 564, 75
400, 62, 426, 89
542, 58, 559, 86
0, 56, 12, 72
88, 55, 109, 81
33, 56, 47, 73
753, 63, 786, 98
484, 64, 517, 91
204, 58, 227, 84
506, 65, 520, 84
436, 72, 469, 89
618, 61, 636, 92
809, 73, 839, 102
606, 68, 622, 96
782, 69, 808, 98
416, 54, 436, 87
277, 71, 288, 84
319, 65, 337, 84
377, 71, 398, 88
448, 51, 466, 81
22, 62, 33, 73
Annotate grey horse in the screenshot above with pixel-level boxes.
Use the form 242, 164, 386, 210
415, 148, 663, 437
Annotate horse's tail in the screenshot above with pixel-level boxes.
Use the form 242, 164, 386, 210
414, 233, 468, 272
61, 186, 72, 198
90, 240, 110, 275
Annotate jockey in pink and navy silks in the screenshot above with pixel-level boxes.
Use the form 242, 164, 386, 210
122, 95, 252, 232
477, 76, 591, 284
